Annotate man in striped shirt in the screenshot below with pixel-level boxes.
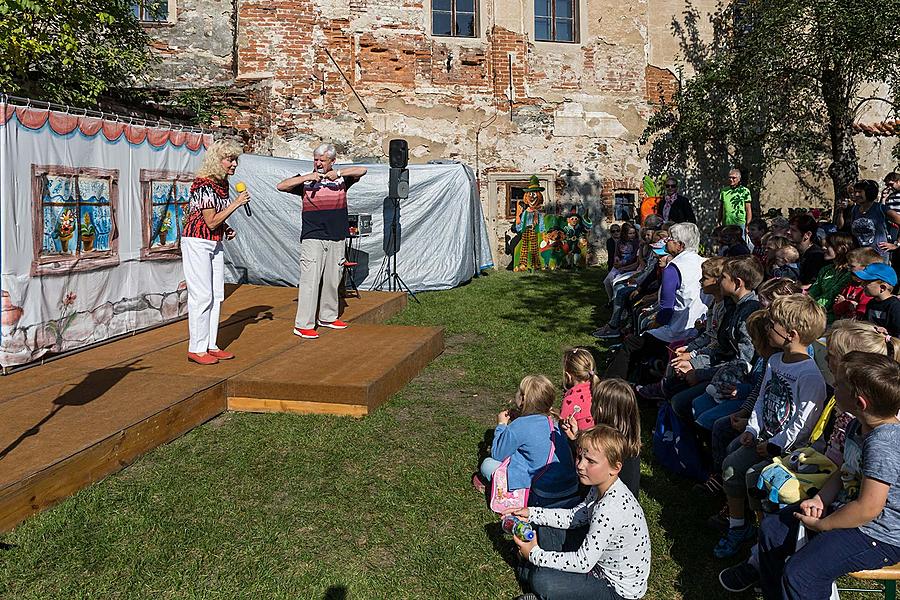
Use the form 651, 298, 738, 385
277, 143, 367, 339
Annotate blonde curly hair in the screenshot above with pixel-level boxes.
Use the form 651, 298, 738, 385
195, 139, 244, 181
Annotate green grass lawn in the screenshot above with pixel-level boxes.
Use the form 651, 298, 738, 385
0, 269, 881, 599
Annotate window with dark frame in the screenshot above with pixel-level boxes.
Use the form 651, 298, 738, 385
505, 183, 530, 219
32, 166, 119, 275
534, 0, 577, 42
432, 0, 477, 37
140, 170, 193, 260
132, 0, 169, 22
613, 191, 637, 222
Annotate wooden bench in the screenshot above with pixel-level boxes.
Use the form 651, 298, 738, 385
844, 564, 900, 599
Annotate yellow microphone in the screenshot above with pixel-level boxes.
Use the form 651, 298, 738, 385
235, 182, 251, 217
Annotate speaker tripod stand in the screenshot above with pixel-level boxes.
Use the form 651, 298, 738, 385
373, 196, 419, 302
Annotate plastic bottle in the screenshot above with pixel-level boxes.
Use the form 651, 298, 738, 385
501, 514, 535, 541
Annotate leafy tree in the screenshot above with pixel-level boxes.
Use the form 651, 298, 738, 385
0, 0, 162, 105
642, 0, 900, 213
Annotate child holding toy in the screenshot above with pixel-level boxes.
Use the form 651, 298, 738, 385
507, 426, 651, 600
559, 348, 601, 432
757, 353, 900, 599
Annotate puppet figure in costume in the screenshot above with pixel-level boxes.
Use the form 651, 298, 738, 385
562, 207, 593, 268
540, 215, 566, 270
513, 176, 546, 271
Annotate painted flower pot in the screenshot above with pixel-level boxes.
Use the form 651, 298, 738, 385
59, 234, 72, 252
0, 290, 25, 328
159, 230, 168, 245
82, 235, 94, 251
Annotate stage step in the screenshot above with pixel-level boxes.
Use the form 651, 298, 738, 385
226, 324, 444, 417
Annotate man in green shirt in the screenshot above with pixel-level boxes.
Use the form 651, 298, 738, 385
718, 169, 753, 230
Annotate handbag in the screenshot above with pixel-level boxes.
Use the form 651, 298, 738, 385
489, 416, 556, 514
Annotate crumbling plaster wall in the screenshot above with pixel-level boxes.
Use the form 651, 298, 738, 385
228, 0, 696, 265
141, 0, 714, 265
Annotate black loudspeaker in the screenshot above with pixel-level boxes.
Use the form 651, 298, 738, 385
389, 167, 409, 199
389, 139, 409, 169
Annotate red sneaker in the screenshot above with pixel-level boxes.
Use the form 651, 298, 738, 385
188, 352, 219, 365
317, 319, 348, 329
293, 327, 319, 339
207, 349, 235, 360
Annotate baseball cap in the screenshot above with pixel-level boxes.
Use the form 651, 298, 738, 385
651, 238, 672, 256
853, 263, 898, 287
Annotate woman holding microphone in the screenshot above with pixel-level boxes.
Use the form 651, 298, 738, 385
181, 139, 250, 365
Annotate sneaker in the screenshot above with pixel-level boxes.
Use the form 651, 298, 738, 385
635, 382, 666, 401
207, 348, 235, 360
513, 594, 540, 600
591, 325, 621, 339
707, 504, 730, 533
713, 524, 757, 559
719, 560, 760, 593
318, 319, 348, 329
293, 327, 319, 339
187, 352, 219, 365
693, 473, 724, 497
471, 473, 486, 494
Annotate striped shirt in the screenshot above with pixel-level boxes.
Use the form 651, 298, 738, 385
295, 177, 351, 241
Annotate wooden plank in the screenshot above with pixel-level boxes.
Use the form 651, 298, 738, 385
227, 396, 368, 418
0, 383, 225, 533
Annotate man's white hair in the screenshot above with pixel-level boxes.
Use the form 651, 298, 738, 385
313, 143, 337, 159
669, 222, 700, 253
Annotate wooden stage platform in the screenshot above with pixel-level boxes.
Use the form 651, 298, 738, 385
0, 285, 443, 532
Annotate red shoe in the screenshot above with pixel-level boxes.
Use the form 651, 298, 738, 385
317, 319, 348, 329
188, 352, 219, 365
293, 327, 319, 339
207, 349, 235, 360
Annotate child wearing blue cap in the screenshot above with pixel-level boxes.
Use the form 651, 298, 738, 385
855, 262, 900, 336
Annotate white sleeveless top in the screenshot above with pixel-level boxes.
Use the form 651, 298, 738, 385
648, 250, 707, 343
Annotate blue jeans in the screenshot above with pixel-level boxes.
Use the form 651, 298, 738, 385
528, 568, 624, 600
692, 392, 746, 431
759, 504, 900, 599
609, 284, 637, 328
670, 383, 709, 421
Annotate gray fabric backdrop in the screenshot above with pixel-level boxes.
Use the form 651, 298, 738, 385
223, 154, 494, 292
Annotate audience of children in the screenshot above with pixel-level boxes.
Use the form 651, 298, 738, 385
485, 176, 900, 600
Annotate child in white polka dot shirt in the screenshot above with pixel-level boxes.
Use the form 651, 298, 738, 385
506, 426, 651, 600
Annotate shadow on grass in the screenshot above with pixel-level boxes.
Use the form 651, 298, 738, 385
323, 586, 347, 600
497, 269, 610, 332
635, 403, 755, 600
484, 522, 522, 572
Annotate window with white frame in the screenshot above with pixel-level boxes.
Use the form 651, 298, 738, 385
534, 0, 577, 42
132, 0, 170, 22
432, 0, 477, 37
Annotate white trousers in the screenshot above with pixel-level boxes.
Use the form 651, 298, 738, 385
181, 237, 225, 353
295, 238, 344, 330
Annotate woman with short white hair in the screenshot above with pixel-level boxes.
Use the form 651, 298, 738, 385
604, 222, 707, 380
181, 138, 250, 365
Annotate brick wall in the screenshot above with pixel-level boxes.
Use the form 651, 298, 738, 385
645, 65, 679, 105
